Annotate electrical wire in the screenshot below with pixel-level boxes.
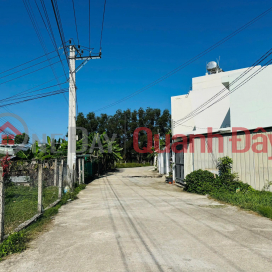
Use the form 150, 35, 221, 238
0, 59, 64, 86
89, 0, 91, 49
36, 0, 69, 80
50, 0, 77, 91
100, 0, 107, 51
173, 48, 272, 128
0, 75, 66, 104
0, 55, 59, 80
0, 82, 67, 103
50, 0, 78, 114
71, 0, 80, 45
174, 55, 272, 129
93, 6, 272, 113
173, 48, 272, 126
23, 0, 68, 103
0, 88, 68, 103
0, 89, 69, 108
0, 49, 60, 76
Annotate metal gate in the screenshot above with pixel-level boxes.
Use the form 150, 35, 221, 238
175, 143, 184, 184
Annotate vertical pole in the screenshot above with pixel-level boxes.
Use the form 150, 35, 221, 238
54, 158, 57, 186
0, 167, 4, 242
58, 164, 63, 199
78, 158, 82, 184
38, 163, 43, 214
67, 45, 76, 175
172, 139, 176, 183
82, 158, 85, 184
73, 163, 76, 186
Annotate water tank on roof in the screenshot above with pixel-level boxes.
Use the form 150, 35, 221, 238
206, 61, 223, 75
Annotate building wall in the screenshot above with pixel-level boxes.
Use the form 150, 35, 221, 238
171, 69, 247, 136
227, 65, 272, 130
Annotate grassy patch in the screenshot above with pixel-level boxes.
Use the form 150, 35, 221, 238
116, 162, 151, 168
210, 190, 272, 219
4, 185, 58, 234
0, 184, 86, 261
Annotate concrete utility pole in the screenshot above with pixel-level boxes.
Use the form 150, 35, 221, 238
67, 45, 76, 171
67, 43, 101, 177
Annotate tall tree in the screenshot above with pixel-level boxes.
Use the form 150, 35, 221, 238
76, 107, 171, 162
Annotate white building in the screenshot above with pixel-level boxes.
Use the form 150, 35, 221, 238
170, 63, 272, 190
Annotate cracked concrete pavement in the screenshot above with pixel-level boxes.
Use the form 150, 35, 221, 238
1, 166, 272, 271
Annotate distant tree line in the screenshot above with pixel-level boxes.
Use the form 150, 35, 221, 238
76, 107, 171, 163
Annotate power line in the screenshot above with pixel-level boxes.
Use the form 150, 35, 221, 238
93, 6, 272, 113
36, 0, 69, 80
0, 75, 66, 104
50, 0, 70, 68
0, 49, 59, 76
100, 0, 107, 51
173, 48, 272, 128
71, 0, 80, 45
0, 55, 59, 80
174, 54, 272, 129
0, 87, 68, 103
89, 0, 91, 49
0, 82, 67, 103
23, 0, 68, 104
50, 0, 77, 92
0, 89, 68, 108
36, 0, 70, 104
0, 59, 64, 86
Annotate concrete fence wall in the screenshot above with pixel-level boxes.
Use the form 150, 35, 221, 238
184, 128, 272, 191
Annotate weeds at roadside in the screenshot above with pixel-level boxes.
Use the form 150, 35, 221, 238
116, 162, 151, 168
0, 183, 86, 261
183, 156, 272, 220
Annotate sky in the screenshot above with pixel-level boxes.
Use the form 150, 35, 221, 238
0, 0, 271, 142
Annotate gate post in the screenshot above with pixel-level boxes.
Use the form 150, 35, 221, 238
38, 163, 43, 213
78, 158, 82, 184
0, 167, 4, 242
81, 158, 85, 184
172, 144, 176, 183
54, 158, 57, 186
58, 164, 63, 199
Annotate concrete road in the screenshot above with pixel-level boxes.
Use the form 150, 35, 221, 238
1, 167, 272, 271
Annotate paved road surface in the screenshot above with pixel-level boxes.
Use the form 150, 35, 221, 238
1, 167, 272, 271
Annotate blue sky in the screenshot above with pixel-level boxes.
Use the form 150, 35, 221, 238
0, 0, 271, 142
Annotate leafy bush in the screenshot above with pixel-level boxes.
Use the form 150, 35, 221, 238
216, 156, 252, 193
184, 156, 253, 195
184, 169, 215, 195
0, 232, 27, 260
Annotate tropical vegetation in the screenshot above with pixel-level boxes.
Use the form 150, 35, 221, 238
76, 107, 171, 163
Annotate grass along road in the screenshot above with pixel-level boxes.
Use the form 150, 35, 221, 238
4, 185, 58, 235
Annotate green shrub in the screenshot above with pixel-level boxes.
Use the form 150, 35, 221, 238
0, 232, 27, 260
216, 156, 252, 193
184, 169, 215, 195
184, 156, 253, 195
